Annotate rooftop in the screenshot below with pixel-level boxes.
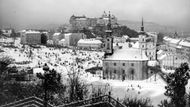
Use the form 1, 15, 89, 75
25, 30, 41, 34
104, 47, 148, 61
78, 39, 102, 44
179, 40, 190, 47
53, 32, 61, 36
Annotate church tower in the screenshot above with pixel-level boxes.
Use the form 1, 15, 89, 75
138, 18, 157, 60
104, 11, 113, 56
139, 18, 147, 51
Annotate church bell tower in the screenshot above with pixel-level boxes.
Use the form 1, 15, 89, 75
104, 11, 113, 56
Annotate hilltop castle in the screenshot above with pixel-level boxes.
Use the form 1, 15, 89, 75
69, 11, 118, 31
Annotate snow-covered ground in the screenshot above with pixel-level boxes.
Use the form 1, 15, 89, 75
1, 38, 190, 107
87, 74, 168, 106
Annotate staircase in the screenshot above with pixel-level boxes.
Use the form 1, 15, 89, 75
58, 95, 126, 107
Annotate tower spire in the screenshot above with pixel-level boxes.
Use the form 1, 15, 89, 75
104, 11, 113, 56
141, 17, 144, 32
106, 11, 112, 37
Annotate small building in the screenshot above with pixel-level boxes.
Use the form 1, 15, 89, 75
47, 40, 53, 45
77, 39, 102, 49
58, 39, 66, 46
65, 33, 86, 47
1, 28, 14, 37
113, 35, 129, 43
52, 32, 64, 45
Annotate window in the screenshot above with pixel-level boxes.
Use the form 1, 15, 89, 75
114, 63, 116, 66
131, 63, 134, 66
107, 43, 110, 49
123, 63, 125, 66
122, 70, 125, 74
114, 70, 116, 74
105, 62, 108, 66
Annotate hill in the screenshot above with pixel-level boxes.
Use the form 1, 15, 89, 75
118, 20, 177, 33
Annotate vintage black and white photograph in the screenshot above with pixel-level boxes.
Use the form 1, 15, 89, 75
0, 0, 190, 107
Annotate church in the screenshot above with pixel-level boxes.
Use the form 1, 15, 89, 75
102, 15, 157, 80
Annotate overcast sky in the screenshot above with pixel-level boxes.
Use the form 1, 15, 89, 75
0, 0, 190, 31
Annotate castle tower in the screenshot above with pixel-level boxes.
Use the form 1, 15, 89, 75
104, 11, 113, 56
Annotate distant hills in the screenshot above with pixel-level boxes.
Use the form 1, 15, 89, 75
118, 20, 177, 33
118, 20, 190, 37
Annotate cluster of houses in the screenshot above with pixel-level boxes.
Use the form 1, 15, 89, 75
156, 36, 190, 71
19, 29, 103, 50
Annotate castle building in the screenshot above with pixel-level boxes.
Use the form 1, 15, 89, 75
69, 11, 118, 31
102, 17, 157, 80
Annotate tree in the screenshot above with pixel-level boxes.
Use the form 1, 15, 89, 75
41, 33, 47, 45
81, 28, 95, 38
37, 64, 64, 106
122, 96, 153, 107
157, 32, 164, 45
158, 99, 173, 107
0, 30, 2, 35
0, 56, 13, 76
67, 69, 88, 102
164, 63, 190, 107
112, 26, 139, 38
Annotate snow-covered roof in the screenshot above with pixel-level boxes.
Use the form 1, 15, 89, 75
148, 61, 158, 67
25, 31, 40, 34
123, 35, 129, 39
157, 50, 163, 55
130, 38, 139, 41
158, 54, 167, 60
169, 38, 181, 44
163, 36, 181, 45
179, 40, 190, 47
132, 42, 139, 48
53, 33, 61, 36
64, 33, 72, 36
163, 36, 172, 42
60, 39, 65, 42
104, 48, 148, 61
78, 39, 102, 44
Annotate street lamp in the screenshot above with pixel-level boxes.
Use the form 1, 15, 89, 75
43, 63, 49, 107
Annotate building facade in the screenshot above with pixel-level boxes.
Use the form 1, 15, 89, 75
20, 30, 48, 45
77, 39, 102, 49
103, 48, 148, 80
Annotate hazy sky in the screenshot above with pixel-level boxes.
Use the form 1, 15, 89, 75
0, 0, 190, 31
